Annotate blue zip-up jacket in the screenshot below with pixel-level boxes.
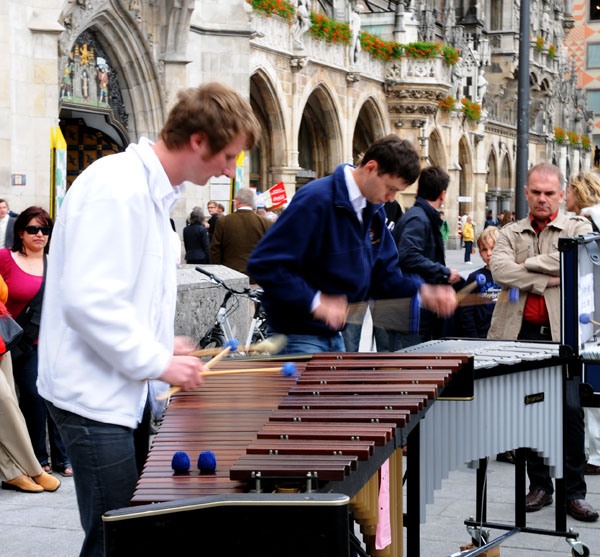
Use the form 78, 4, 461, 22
247, 164, 423, 336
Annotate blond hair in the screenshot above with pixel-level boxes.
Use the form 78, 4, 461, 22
160, 83, 260, 154
477, 225, 499, 250
568, 172, 600, 214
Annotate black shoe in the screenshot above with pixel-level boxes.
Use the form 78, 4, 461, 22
525, 489, 553, 512
496, 451, 515, 464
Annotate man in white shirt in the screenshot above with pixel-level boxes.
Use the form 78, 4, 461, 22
0, 199, 16, 248
38, 83, 260, 557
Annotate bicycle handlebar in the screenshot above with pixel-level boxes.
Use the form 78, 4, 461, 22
195, 266, 260, 299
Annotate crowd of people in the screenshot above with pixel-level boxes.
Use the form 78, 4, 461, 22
1, 81, 600, 556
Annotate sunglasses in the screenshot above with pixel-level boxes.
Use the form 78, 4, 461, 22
24, 225, 51, 235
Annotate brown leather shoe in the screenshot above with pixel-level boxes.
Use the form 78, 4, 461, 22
32, 471, 61, 492
1, 475, 44, 493
525, 489, 553, 512
567, 499, 599, 522
584, 462, 600, 475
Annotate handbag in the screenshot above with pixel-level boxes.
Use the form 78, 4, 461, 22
0, 302, 23, 355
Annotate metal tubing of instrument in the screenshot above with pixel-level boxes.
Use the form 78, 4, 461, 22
475, 458, 487, 523
464, 519, 578, 539
406, 424, 420, 557
455, 528, 520, 557
515, 447, 527, 528
555, 364, 569, 533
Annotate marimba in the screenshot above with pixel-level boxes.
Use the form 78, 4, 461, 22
103, 353, 473, 556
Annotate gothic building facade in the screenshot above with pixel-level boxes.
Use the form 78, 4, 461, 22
1, 0, 589, 245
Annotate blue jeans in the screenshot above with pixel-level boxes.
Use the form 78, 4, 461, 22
46, 402, 138, 557
13, 347, 70, 470
283, 332, 346, 355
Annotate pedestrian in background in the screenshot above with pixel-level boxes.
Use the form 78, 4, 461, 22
462, 215, 475, 263
183, 207, 210, 264
439, 210, 449, 246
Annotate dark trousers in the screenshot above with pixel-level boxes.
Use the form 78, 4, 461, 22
518, 324, 587, 500
13, 347, 69, 469
464, 241, 473, 262
46, 402, 139, 557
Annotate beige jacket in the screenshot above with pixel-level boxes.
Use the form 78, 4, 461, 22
487, 212, 591, 341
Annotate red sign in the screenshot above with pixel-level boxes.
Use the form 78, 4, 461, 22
269, 181, 287, 209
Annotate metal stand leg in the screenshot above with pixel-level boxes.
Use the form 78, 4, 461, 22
515, 447, 527, 528
475, 458, 487, 523
406, 424, 420, 556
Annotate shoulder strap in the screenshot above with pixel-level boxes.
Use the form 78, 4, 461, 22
17, 254, 47, 321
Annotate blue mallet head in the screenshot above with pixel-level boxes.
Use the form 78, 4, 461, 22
580, 313, 592, 325
198, 450, 217, 473
224, 338, 239, 351
476, 274, 486, 286
281, 362, 298, 377
171, 451, 191, 473
509, 288, 519, 304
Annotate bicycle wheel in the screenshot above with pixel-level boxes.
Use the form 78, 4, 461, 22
198, 327, 226, 349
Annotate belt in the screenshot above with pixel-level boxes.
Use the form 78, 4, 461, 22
521, 320, 551, 338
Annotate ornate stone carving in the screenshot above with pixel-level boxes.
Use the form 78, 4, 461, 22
289, 56, 307, 71
346, 72, 360, 86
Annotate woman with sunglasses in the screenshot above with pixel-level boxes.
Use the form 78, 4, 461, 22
0, 207, 72, 477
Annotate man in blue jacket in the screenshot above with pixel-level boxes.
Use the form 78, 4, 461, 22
393, 166, 461, 347
247, 135, 457, 354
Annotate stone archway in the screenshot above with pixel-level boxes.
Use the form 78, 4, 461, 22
486, 148, 498, 217
250, 70, 287, 192
352, 98, 386, 165
500, 153, 511, 189
297, 85, 343, 187
428, 128, 447, 169
58, 3, 166, 143
458, 135, 473, 217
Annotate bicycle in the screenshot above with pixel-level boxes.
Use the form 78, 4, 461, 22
195, 267, 268, 350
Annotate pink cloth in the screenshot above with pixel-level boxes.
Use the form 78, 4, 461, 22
375, 458, 392, 550
0, 249, 43, 318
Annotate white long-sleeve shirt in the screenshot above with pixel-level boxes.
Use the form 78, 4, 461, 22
37, 138, 182, 428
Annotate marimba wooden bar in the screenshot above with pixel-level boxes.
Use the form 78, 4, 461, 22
104, 353, 472, 557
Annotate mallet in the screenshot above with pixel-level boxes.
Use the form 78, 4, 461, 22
189, 335, 286, 358
156, 344, 234, 401
580, 313, 600, 327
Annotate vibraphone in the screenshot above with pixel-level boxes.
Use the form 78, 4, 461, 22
399, 338, 583, 555
103, 352, 473, 556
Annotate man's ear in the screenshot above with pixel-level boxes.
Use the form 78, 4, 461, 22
190, 132, 208, 153
439, 190, 447, 203
364, 159, 379, 174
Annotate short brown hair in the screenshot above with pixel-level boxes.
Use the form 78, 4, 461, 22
160, 83, 260, 154
417, 166, 449, 201
477, 225, 499, 250
568, 172, 600, 213
358, 135, 421, 185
